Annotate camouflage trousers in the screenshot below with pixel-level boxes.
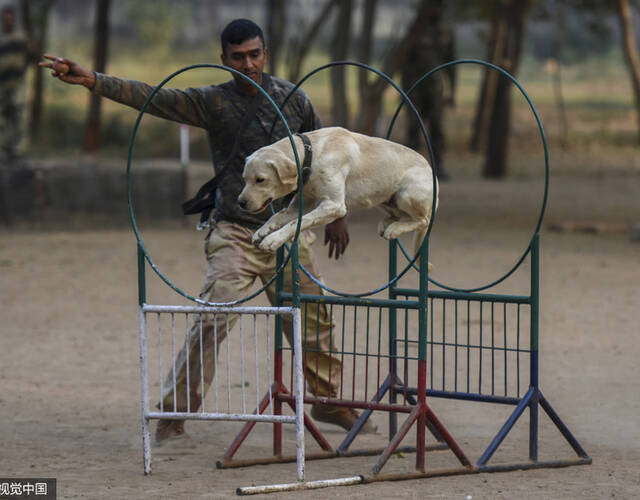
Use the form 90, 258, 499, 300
160, 220, 341, 412
0, 89, 24, 159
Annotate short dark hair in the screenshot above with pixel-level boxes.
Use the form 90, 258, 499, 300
221, 19, 265, 53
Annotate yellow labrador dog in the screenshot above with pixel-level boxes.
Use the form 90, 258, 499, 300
238, 127, 438, 263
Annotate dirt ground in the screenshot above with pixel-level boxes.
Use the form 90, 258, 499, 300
1, 170, 639, 499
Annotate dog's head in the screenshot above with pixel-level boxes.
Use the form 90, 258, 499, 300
237, 146, 298, 213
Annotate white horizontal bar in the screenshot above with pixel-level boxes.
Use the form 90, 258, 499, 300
142, 304, 296, 315
146, 411, 295, 424
237, 476, 365, 495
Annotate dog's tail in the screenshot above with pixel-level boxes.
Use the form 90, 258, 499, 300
413, 224, 433, 273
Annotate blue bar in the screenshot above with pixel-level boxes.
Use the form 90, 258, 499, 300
478, 387, 535, 466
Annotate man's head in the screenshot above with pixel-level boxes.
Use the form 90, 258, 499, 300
1, 5, 17, 34
220, 19, 268, 94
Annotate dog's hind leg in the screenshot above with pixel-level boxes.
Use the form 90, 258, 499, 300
382, 171, 436, 270
377, 205, 401, 236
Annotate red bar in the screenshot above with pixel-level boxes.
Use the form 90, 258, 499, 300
277, 394, 413, 414
224, 384, 278, 462
425, 404, 471, 466
274, 349, 283, 456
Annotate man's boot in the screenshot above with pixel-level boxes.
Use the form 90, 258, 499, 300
310, 404, 377, 434
155, 419, 187, 445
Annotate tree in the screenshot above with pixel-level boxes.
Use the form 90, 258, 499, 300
551, 0, 569, 150
616, 0, 640, 144
266, 0, 286, 76
83, 0, 111, 152
287, 0, 338, 83
469, 1, 508, 153
330, 0, 352, 127
355, 0, 434, 135
471, 0, 530, 178
20, 0, 56, 141
355, 0, 378, 130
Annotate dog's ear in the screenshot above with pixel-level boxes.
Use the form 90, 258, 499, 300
269, 154, 298, 191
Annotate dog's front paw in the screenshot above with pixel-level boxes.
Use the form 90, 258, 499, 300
258, 233, 287, 253
252, 231, 266, 245
252, 225, 275, 245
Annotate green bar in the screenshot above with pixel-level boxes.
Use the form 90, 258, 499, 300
280, 292, 420, 309
137, 243, 146, 306
281, 292, 419, 309
388, 240, 398, 436
394, 288, 531, 305
291, 241, 300, 307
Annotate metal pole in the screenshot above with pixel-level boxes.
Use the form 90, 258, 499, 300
137, 244, 150, 474
388, 240, 398, 438
293, 307, 305, 482
137, 243, 146, 307
237, 476, 364, 495
290, 239, 305, 482
529, 233, 540, 461
274, 247, 285, 457
140, 308, 151, 475
416, 236, 429, 472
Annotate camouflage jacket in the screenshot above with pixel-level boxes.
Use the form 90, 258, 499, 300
93, 72, 321, 227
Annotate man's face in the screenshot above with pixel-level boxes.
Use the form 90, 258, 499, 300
220, 36, 268, 94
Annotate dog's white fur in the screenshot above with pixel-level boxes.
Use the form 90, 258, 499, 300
238, 127, 438, 259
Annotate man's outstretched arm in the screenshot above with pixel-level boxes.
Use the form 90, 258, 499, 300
39, 53, 215, 128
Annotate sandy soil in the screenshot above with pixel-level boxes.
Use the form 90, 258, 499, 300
1, 171, 639, 499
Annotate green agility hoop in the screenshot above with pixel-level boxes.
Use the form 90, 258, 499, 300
127, 63, 305, 305
387, 59, 550, 293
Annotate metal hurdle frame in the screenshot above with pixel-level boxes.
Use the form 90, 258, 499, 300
222, 60, 591, 491
128, 60, 591, 493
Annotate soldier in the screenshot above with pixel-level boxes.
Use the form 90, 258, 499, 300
41, 19, 376, 444
0, 4, 29, 161
401, 0, 456, 180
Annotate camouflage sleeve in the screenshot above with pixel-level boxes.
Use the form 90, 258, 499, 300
92, 73, 216, 129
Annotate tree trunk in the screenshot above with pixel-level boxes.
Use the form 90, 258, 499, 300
617, 0, 640, 145
266, 0, 286, 76
552, 0, 569, 150
355, 0, 378, 131
83, 0, 111, 153
21, 0, 56, 142
357, 0, 377, 96
287, 0, 337, 83
355, 0, 431, 135
330, 0, 352, 127
470, 0, 508, 152
483, 0, 529, 178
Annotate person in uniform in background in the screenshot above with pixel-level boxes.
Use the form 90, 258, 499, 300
402, 0, 456, 180
0, 4, 29, 161
41, 19, 376, 444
